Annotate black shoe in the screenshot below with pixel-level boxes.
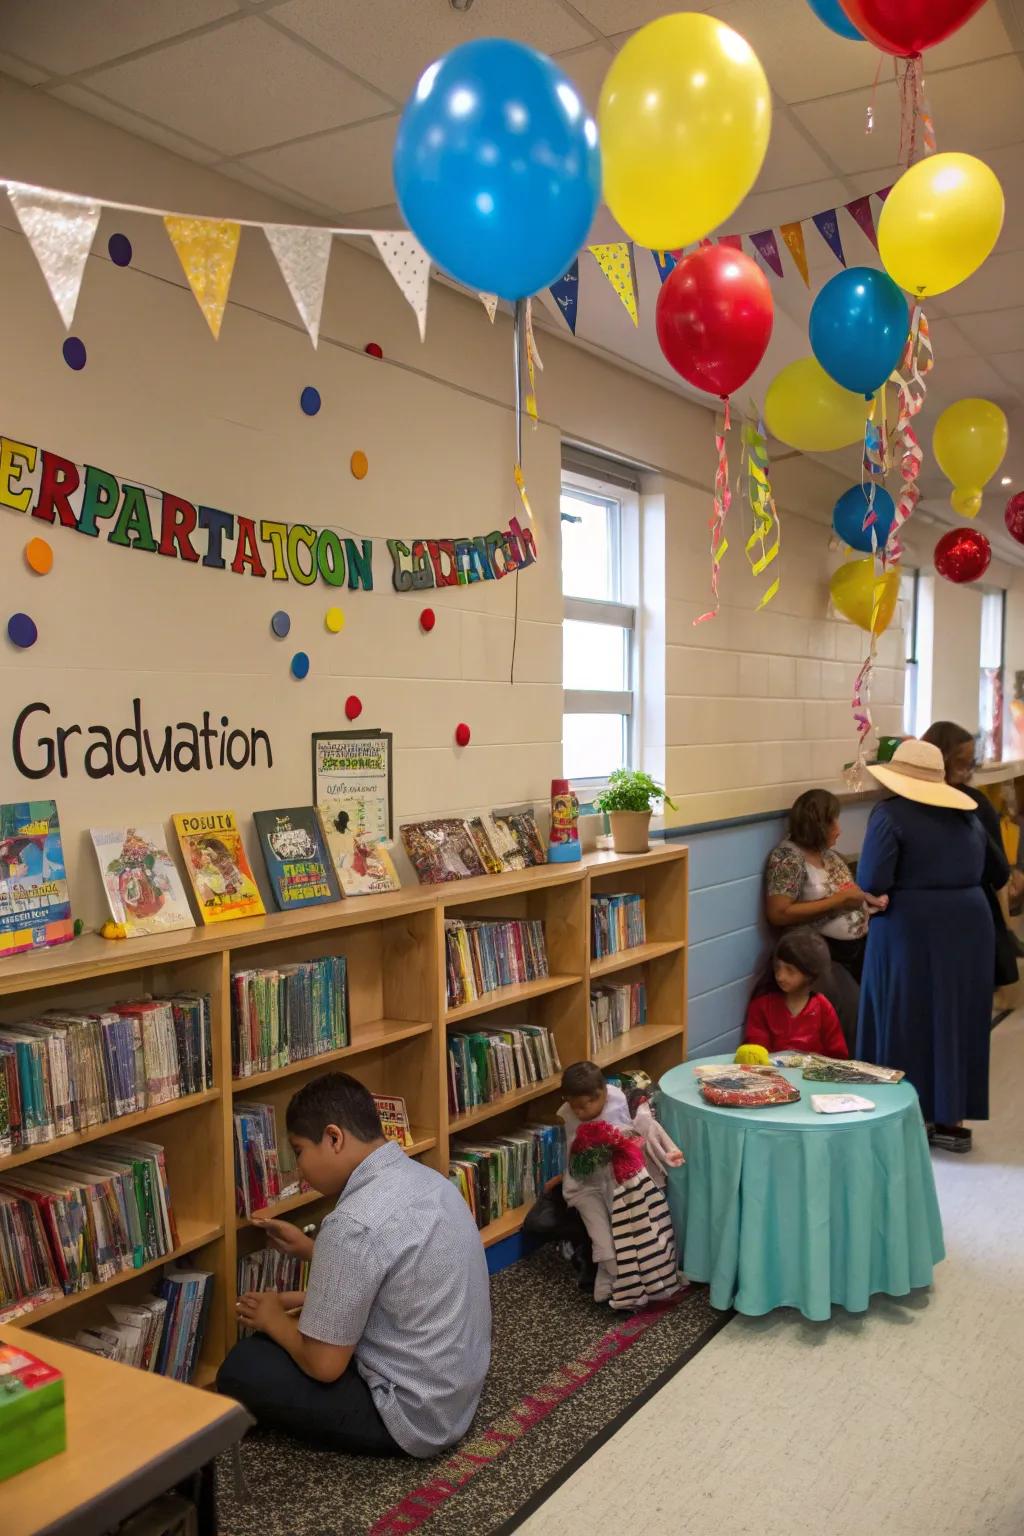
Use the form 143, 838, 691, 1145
931, 1124, 972, 1153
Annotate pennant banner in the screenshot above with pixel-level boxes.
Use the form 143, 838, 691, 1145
479, 292, 498, 323
8, 183, 101, 328
651, 250, 675, 285
845, 195, 878, 251
264, 225, 333, 348
164, 215, 240, 340
371, 232, 431, 342
549, 259, 580, 333
750, 229, 784, 278
779, 222, 809, 286
812, 209, 846, 268
588, 243, 638, 327
718, 235, 743, 252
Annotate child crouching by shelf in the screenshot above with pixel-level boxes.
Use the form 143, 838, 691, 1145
557, 1061, 684, 1309
744, 929, 850, 1059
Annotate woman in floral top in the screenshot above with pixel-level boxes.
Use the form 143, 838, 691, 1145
765, 789, 884, 985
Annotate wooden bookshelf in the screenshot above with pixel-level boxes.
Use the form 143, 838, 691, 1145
0, 844, 686, 1380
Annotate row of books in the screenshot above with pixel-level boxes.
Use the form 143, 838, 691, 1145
445, 917, 549, 1010
237, 1245, 310, 1334
402, 809, 546, 886
61, 1268, 213, 1383
450, 1123, 564, 1229
231, 955, 348, 1079
0, 994, 213, 1158
589, 981, 648, 1053
591, 892, 647, 959
0, 1137, 178, 1319
233, 1102, 302, 1219
447, 1025, 563, 1117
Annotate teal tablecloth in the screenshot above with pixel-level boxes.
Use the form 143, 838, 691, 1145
659, 1056, 945, 1321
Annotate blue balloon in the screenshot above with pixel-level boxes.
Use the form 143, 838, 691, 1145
804, 0, 864, 40
809, 267, 909, 398
393, 40, 601, 303
833, 484, 897, 553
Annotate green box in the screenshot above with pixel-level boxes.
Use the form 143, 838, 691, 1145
0, 1344, 67, 1482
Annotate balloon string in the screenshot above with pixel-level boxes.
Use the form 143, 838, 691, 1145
898, 54, 937, 166
524, 296, 543, 427
865, 51, 884, 137
694, 400, 731, 625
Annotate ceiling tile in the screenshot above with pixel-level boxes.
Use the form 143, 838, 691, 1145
574, 0, 716, 32
935, 250, 1024, 318
954, 307, 1024, 357
217, 160, 340, 218
270, 0, 595, 101
991, 353, 1024, 391
0, 51, 50, 85
555, 43, 615, 115
82, 15, 391, 157
753, 107, 835, 192
1, 0, 237, 76
49, 83, 223, 162
241, 115, 398, 215
721, 177, 848, 238
925, 316, 983, 362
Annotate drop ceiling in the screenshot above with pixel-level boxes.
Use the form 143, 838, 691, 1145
3, 0, 1024, 557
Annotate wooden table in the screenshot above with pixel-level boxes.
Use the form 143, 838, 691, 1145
1, 1327, 252, 1536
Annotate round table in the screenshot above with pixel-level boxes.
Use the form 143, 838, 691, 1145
659, 1056, 945, 1321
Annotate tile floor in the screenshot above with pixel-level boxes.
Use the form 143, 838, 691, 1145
521, 1013, 1024, 1536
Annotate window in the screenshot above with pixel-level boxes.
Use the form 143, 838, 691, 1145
979, 589, 1005, 763
561, 462, 638, 785
901, 569, 919, 737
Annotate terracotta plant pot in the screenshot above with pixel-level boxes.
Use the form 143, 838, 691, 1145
607, 810, 652, 854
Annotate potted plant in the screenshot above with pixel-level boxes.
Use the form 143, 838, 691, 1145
593, 771, 677, 855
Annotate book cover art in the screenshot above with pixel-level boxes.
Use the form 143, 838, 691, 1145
373, 1093, 412, 1149
90, 826, 195, 937
488, 807, 548, 869
400, 820, 487, 885
172, 812, 265, 925
253, 807, 339, 911
317, 802, 401, 898
312, 732, 393, 842
0, 801, 73, 958
467, 818, 505, 876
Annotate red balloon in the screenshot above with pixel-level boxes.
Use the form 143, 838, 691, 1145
934, 526, 991, 584
655, 246, 774, 400
837, 0, 988, 56
1005, 492, 1024, 545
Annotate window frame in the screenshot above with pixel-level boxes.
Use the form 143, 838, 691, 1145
901, 567, 920, 738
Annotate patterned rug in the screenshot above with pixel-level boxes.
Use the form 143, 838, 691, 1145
216, 1247, 731, 1536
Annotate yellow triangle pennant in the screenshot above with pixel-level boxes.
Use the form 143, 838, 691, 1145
588, 242, 638, 326
779, 221, 809, 287
164, 215, 241, 339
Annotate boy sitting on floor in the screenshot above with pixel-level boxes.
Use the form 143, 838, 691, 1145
217, 1072, 491, 1457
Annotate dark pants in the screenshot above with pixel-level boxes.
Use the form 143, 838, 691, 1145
825, 933, 866, 986
217, 1334, 401, 1455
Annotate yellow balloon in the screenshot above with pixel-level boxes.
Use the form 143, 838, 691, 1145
598, 14, 771, 251
951, 486, 983, 519
765, 358, 867, 453
830, 561, 899, 636
933, 398, 1008, 492
878, 153, 1004, 298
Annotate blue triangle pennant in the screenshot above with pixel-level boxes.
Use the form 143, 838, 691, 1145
549, 258, 579, 334
812, 209, 846, 267
651, 249, 676, 284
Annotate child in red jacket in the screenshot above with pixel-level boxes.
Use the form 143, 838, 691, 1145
744, 928, 849, 1058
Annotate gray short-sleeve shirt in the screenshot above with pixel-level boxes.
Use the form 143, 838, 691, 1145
299, 1141, 491, 1457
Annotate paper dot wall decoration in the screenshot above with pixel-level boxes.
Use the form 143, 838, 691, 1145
420, 607, 436, 632
325, 607, 345, 633
62, 337, 87, 370
8, 613, 38, 649
300, 386, 321, 416
291, 651, 310, 679
108, 233, 133, 267
25, 538, 53, 575
271, 611, 291, 638
345, 694, 363, 721
365, 342, 383, 359
455, 723, 471, 747
350, 451, 368, 480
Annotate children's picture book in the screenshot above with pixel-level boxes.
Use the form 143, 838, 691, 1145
489, 807, 548, 869
312, 731, 393, 842
317, 801, 401, 898
374, 1093, 413, 1149
90, 826, 195, 937
172, 812, 265, 925
253, 807, 339, 911
401, 819, 488, 884
0, 801, 73, 959
810, 1094, 876, 1115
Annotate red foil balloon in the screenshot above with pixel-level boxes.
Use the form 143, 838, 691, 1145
1005, 492, 1024, 545
837, 0, 988, 55
655, 245, 774, 399
934, 526, 991, 584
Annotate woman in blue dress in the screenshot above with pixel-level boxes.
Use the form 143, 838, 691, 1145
858, 738, 1006, 1153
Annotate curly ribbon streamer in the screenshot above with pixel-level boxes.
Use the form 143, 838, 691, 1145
694, 401, 732, 625
898, 54, 937, 166
886, 302, 934, 556
742, 418, 781, 610
524, 297, 544, 426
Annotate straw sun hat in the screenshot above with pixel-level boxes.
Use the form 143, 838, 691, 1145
867, 739, 976, 811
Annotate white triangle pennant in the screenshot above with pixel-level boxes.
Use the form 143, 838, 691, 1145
8, 183, 101, 328
264, 224, 333, 348
479, 292, 498, 323
372, 232, 430, 341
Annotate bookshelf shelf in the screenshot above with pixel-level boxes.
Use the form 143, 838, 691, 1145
445, 973, 582, 1025
1, 843, 686, 1375
15, 1219, 225, 1327
0, 1088, 222, 1173
230, 1019, 433, 1091
235, 1130, 437, 1228
590, 938, 687, 980
449, 1074, 563, 1133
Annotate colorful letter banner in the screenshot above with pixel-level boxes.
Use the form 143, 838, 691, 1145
0, 433, 539, 594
